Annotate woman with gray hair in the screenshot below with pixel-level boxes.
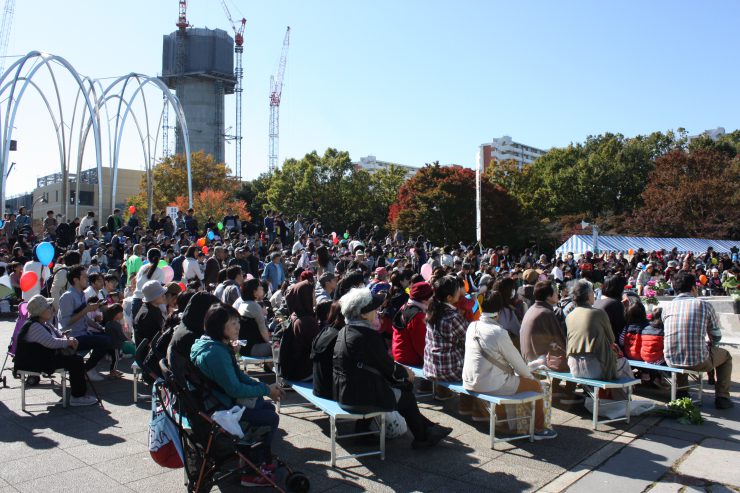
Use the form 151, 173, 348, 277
565, 279, 619, 380
333, 287, 452, 449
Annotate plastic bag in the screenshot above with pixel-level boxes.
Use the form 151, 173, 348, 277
370, 411, 408, 439
148, 384, 184, 468
212, 405, 246, 438
584, 397, 655, 419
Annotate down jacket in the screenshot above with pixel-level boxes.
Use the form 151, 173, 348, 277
622, 323, 664, 364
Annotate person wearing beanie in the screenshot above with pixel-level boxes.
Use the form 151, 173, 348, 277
133, 280, 167, 345
14, 295, 97, 406
334, 287, 452, 449
368, 267, 390, 295
391, 282, 433, 367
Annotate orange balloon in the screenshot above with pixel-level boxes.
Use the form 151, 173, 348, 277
197, 238, 206, 247
20, 271, 38, 292
202, 246, 209, 255
699, 275, 708, 285
628, 249, 634, 255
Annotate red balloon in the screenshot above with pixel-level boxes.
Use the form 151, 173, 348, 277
202, 246, 209, 255
48, 262, 54, 269
128, 205, 136, 214
20, 271, 38, 292
178, 282, 186, 291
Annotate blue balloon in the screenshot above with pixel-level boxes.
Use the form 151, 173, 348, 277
0, 219, 4, 228
37, 242, 55, 265
207, 231, 215, 241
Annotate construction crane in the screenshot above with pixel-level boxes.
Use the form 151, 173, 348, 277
0, 0, 16, 75
165, 0, 190, 157
268, 26, 290, 173
219, 0, 246, 179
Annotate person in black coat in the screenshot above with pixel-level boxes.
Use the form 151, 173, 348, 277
133, 281, 167, 345
593, 274, 627, 341
333, 287, 451, 449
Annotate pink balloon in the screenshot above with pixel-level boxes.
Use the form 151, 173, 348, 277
420, 263, 433, 281
246, 274, 254, 281
161, 265, 174, 283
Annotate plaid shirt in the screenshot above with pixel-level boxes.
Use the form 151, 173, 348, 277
663, 293, 722, 368
424, 304, 467, 381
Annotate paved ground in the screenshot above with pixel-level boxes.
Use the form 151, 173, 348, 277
0, 318, 738, 492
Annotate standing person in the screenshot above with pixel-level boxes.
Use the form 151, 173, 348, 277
14, 295, 97, 406
170, 246, 187, 282
21, 245, 52, 302
222, 207, 239, 233
423, 275, 473, 413
16, 207, 31, 231
58, 265, 111, 381
131, 248, 165, 320
203, 246, 226, 291
261, 252, 285, 294
334, 287, 452, 449
182, 245, 204, 283
78, 211, 96, 236
663, 272, 733, 409
184, 208, 198, 236
125, 244, 144, 287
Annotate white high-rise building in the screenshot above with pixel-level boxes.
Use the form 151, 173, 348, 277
480, 136, 546, 172
354, 155, 419, 180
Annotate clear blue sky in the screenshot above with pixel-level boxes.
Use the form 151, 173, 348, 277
3, 0, 739, 194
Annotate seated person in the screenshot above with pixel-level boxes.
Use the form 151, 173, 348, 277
462, 291, 556, 439
565, 280, 626, 381
14, 295, 97, 406
333, 288, 451, 449
282, 280, 319, 380
236, 278, 272, 357
663, 272, 733, 409
133, 280, 167, 346
622, 300, 665, 386
391, 281, 433, 367
167, 292, 219, 379
310, 301, 344, 399
190, 303, 285, 487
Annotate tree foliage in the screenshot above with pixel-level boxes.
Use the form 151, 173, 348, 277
389, 163, 522, 246
254, 148, 407, 232
129, 151, 238, 213
171, 189, 251, 227
629, 148, 740, 238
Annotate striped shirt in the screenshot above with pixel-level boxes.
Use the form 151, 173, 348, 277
663, 293, 722, 367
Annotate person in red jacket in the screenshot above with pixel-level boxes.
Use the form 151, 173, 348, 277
391, 282, 433, 367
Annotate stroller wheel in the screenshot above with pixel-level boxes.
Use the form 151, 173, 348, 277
285, 471, 310, 492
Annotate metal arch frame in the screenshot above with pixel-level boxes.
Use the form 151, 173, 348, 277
0, 51, 103, 218
97, 73, 192, 212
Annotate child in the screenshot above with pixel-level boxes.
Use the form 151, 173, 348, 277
102, 304, 133, 377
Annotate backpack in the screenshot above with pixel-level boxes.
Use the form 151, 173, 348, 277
42, 267, 66, 298
141, 328, 175, 384
271, 316, 295, 384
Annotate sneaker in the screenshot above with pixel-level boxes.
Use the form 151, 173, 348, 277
69, 395, 98, 407
458, 395, 474, 415
241, 471, 275, 487
411, 424, 452, 449
433, 386, 455, 402
86, 369, 104, 382
533, 429, 558, 441
715, 397, 734, 410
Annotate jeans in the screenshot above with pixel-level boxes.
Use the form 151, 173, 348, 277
75, 333, 112, 371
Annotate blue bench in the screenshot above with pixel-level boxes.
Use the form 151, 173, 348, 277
627, 360, 703, 403
239, 355, 274, 378
403, 365, 544, 447
534, 369, 640, 430
279, 381, 386, 467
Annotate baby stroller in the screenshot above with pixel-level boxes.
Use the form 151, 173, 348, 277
157, 358, 309, 493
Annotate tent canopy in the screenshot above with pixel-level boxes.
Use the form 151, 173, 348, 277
555, 234, 739, 255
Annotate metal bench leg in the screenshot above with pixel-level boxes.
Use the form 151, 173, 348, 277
529, 400, 536, 442
380, 413, 386, 460
626, 385, 632, 424
330, 416, 336, 468
490, 402, 496, 449
671, 373, 677, 401
698, 376, 703, 407
592, 390, 600, 430
133, 371, 137, 402
21, 372, 26, 412
62, 371, 67, 408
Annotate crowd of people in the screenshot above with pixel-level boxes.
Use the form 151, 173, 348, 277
6, 206, 737, 486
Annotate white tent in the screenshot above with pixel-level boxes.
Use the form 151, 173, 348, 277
555, 234, 739, 255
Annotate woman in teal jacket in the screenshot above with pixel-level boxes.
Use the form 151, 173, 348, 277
190, 303, 284, 487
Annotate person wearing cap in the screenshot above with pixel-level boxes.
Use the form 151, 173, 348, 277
368, 267, 390, 295
334, 287, 453, 449
261, 251, 285, 294
391, 282, 433, 367
315, 272, 337, 304
518, 269, 539, 306
133, 280, 167, 345
14, 294, 97, 406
